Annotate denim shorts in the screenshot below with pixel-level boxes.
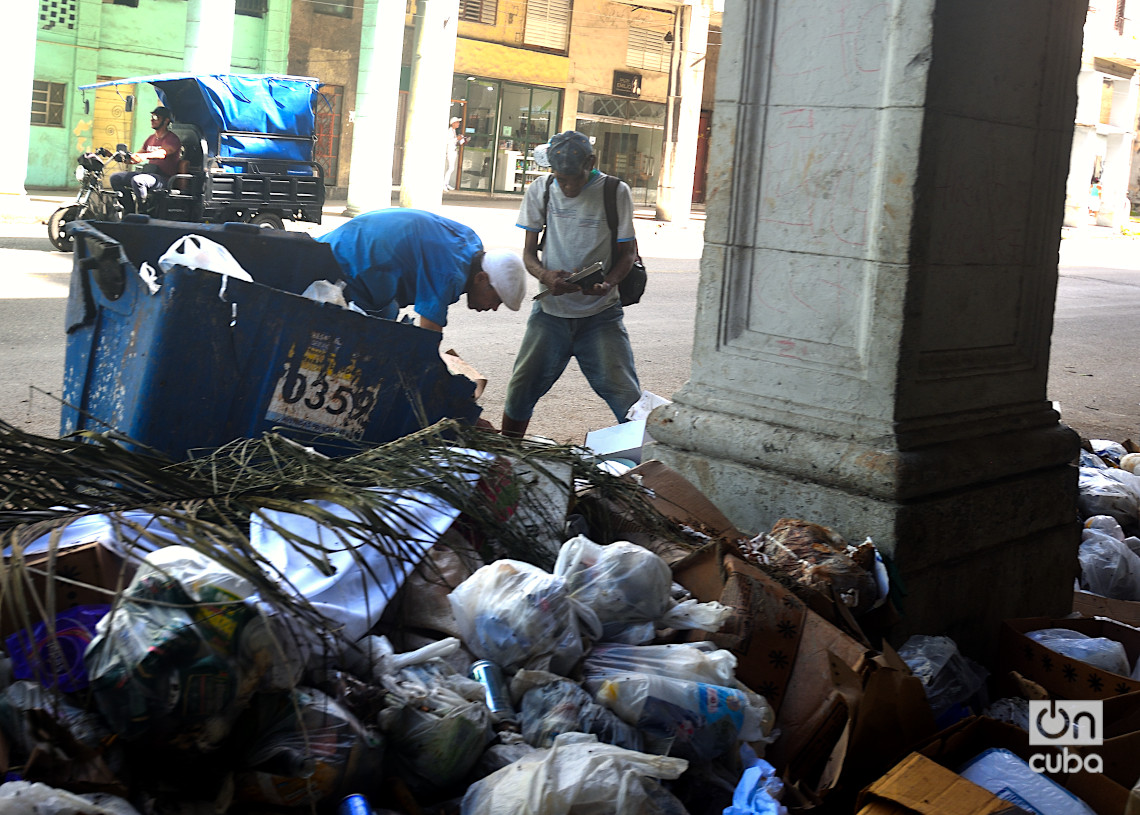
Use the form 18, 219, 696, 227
504, 302, 641, 423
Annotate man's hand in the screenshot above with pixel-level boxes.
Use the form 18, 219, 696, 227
540, 268, 581, 297
580, 280, 614, 297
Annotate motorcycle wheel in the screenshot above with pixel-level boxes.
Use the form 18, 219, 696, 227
47, 205, 80, 252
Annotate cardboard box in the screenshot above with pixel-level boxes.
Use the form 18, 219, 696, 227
672, 541, 936, 802
999, 616, 1140, 700
0, 541, 132, 640
912, 716, 1131, 815
1073, 589, 1140, 628
585, 419, 648, 463
855, 752, 1022, 814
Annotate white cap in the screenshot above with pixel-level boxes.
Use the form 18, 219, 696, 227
450, 116, 462, 125
481, 250, 526, 310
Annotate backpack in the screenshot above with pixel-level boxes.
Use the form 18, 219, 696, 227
540, 174, 647, 306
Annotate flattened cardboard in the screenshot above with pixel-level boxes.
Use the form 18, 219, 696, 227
626, 460, 747, 541
0, 542, 132, 640
1074, 589, 1140, 628
999, 617, 1140, 700
856, 753, 1022, 815
440, 348, 487, 400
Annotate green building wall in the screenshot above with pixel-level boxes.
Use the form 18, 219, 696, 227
30, 0, 290, 189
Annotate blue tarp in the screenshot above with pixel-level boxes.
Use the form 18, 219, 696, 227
80, 73, 323, 163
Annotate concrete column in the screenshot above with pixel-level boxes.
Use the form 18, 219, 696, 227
646, 0, 1086, 657
1096, 73, 1138, 228
0, 0, 39, 196
184, 0, 236, 74
399, 0, 460, 210
345, 0, 405, 216
655, 0, 709, 222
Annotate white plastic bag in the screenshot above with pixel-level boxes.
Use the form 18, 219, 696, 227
158, 234, 254, 282
460, 732, 689, 815
301, 279, 349, 307
448, 559, 590, 675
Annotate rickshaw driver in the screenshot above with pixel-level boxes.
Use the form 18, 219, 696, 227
317, 208, 527, 332
109, 106, 182, 214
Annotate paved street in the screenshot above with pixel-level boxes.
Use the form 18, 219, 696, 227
1, 191, 1138, 448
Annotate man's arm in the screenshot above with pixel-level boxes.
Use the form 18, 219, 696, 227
417, 315, 443, 332
582, 239, 634, 297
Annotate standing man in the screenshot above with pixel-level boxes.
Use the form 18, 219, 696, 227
444, 116, 467, 191
109, 106, 181, 214
501, 131, 641, 438
316, 208, 526, 332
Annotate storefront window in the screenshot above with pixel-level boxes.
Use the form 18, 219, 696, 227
451, 75, 562, 194
575, 92, 666, 207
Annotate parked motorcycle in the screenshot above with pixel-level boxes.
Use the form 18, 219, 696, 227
48, 146, 128, 252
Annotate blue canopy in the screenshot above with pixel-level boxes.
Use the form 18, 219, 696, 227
80, 73, 324, 163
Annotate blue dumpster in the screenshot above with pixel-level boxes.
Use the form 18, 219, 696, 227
61, 218, 482, 459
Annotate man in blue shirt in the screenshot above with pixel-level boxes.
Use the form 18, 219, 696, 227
317, 208, 526, 332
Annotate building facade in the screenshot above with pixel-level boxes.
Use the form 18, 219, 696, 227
29, 0, 290, 189
1067, 0, 1140, 229
286, 0, 720, 210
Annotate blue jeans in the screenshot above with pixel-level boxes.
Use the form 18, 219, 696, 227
504, 302, 641, 423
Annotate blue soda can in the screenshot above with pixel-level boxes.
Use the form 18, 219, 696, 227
339, 794, 374, 815
470, 659, 517, 723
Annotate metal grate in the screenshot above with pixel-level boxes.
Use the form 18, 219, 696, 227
235, 0, 267, 17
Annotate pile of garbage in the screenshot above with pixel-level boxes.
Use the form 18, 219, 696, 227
1, 421, 1139, 814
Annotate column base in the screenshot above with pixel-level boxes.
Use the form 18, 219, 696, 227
645, 404, 1080, 659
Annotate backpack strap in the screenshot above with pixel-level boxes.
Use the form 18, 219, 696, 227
538, 174, 555, 254
603, 175, 619, 268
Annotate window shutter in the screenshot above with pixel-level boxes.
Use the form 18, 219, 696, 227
627, 27, 669, 72
461, 0, 496, 24
524, 0, 570, 51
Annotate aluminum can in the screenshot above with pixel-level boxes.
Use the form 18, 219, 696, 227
469, 659, 517, 723
339, 794, 374, 815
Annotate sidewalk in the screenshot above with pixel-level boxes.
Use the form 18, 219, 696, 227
9, 188, 708, 260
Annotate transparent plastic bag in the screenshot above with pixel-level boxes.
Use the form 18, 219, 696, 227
1077, 467, 1140, 533
1026, 628, 1132, 676
83, 547, 267, 749
519, 677, 643, 752
448, 559, 589, 675
555, 537, 729, 644
377, 657, 494, 790
233, 686, 384, 808
586, 670, 774, 762
460, 732, 689, 815
1078, 529, 1140, 600
896, 635, 988, 719
583, 642, 737, 688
